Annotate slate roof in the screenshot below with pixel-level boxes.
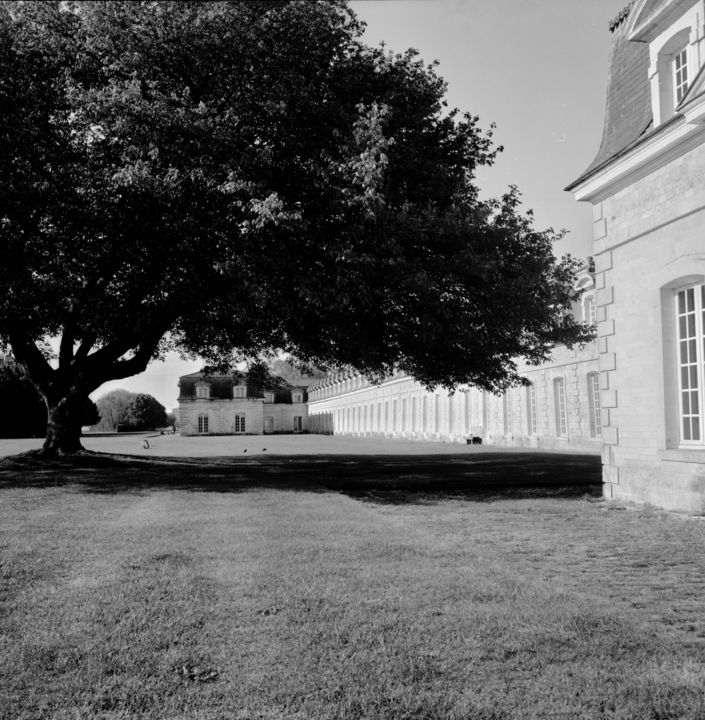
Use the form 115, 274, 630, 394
178, 372, 307, 402
567, 2, 653, 188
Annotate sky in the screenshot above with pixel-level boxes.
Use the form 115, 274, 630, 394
94, 0, 629, 411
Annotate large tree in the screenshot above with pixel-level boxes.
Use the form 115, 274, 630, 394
0, 0, 591, 455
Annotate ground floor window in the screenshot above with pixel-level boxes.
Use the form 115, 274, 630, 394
234, 414, 246, 433
198, 414, 209, 434
265, 416, 274, 433
293, 416, 303, 432
526, 383, 537, 435
587, 372, 601, 438
676, 284, 705, 444
553, 378, 567, 436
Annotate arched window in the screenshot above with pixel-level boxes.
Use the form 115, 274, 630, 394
675, 283, 705, 444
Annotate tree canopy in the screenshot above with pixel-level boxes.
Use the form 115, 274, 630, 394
0, 0, 591, 454
94, 390, 167, 432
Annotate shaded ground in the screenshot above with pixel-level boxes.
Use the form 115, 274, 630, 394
0, 437, 601, 503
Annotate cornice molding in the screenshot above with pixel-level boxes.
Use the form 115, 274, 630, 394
569, 113, 705, 203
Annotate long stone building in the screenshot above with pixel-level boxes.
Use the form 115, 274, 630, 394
308, 265, 601, 455
566, 0, 705, 510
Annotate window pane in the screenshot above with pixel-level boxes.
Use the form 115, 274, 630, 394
693, 417, 701, 441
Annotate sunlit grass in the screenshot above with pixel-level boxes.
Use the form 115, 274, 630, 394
2, 451, 705, 719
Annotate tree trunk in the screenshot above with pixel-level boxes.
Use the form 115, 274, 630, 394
42, 392, 87, 455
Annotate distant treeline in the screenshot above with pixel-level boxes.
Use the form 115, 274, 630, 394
93, 390, 170, 432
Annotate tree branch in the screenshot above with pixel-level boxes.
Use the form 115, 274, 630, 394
59, 323, 75, 369
7, 328, 54, 395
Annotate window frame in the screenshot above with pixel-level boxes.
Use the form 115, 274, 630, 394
234, 414, 246, 433
195, 384, 210, 400
587, 372, 602, 439
198, 414, 209, 434
293, 416, 303, 433
553, 377, 568, 437
673, 45, 689, 106
526, 383, 537, 436
675, 283, 705, 446
233, 385, 247, 399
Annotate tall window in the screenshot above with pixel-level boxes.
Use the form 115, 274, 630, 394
587, 372, 602, 439
584, 295, 596, 325
198, 414, 209, 434
293, 416, 302, 432
526, 383, 537, 435
234, 414, 246, 433
676, 284, 705, 444
674, 46, 689, 104
502, 393, 510, 435
482, 392, 491, 433
553, 378, 567, 436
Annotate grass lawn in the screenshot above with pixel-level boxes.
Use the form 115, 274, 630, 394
2, 438, 705, 719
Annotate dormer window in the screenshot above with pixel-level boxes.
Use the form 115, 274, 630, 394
263, 391, 274, 403
291, 391, 303, 404
195, 383, 210, 399
233, 385, 247, 399
673, 45, 689, 104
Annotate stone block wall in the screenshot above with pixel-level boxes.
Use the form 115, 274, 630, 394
590, 141, 705, 510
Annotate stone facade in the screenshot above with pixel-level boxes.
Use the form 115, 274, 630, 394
178, 372, 308, 436
307, 340, 600, 455
308, 264, 601, 455
567, 0, 705, 510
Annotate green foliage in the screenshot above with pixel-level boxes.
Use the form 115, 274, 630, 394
0, 1, 592, 450
95, 390, 166, 431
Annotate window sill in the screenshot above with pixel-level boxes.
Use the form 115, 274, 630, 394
659, 448, 705, 464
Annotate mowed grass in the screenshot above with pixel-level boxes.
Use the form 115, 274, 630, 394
2, 439, 705, 719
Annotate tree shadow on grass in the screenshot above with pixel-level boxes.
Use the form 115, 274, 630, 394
0, 450, 602, 504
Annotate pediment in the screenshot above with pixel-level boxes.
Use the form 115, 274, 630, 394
627, 0, 698, 42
